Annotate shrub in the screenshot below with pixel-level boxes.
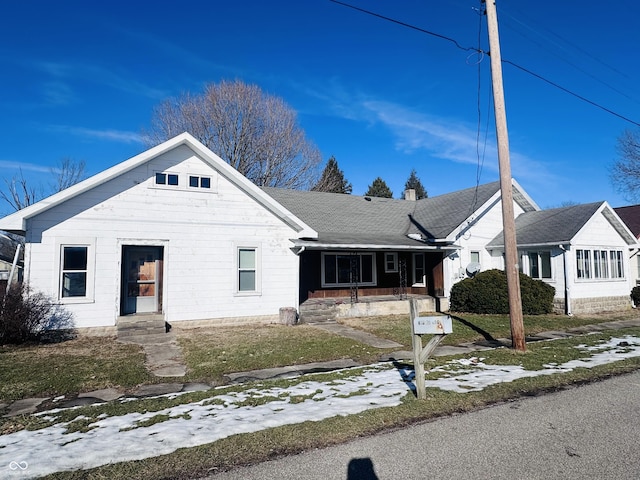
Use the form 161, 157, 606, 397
0, 283, 74, 345
631, 286, 640, 307
450, 269, 555, 315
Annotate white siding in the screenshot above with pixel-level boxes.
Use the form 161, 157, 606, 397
24, 146, 300, 328
567, 211, 634, 300
443, 195, 527, 297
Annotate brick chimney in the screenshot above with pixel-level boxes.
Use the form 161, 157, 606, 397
404, 189, 416, 201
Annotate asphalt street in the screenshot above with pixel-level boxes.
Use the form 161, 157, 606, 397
207, 369, 640, 480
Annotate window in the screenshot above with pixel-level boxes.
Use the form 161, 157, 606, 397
576, 249, 624, 280
470, 251, 480, 264
321, 253, 376, 287
61, 246, 88, 297
155, 172, 179, 186
413, 253, 425, 286
384, 253, 398, 273
594, 250, 609, 279
189, 175, 211, 189
576, 249, 591, 279
521, 251, 551, 279
238, 248, 257, 292
610, 250, 624, 279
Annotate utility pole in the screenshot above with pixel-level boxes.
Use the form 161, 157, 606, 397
484, 0, 526, 351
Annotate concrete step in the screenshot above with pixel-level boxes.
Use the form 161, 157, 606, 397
117, 315, 166, 338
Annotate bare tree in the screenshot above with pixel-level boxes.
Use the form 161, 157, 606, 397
1, 158, 87, 211
1, 170, 41, 211
51, 157, 86, 192
145, 80, 322, 190
611, 129, 640, 202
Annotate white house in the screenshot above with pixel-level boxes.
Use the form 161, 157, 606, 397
486, 202, 638, 314
0, 133, 636, 333
0, 133, 316, 333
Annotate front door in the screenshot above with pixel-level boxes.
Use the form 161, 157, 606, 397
122, 246, 163, 315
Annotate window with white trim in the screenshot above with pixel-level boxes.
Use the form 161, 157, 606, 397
413, 253, 425, 286
576, 248, 624, 280
520, 251, 552, 279
57, 240, 95, 303
321, 253, 376, 287
61, 246, 88, 297
384, 252, 398, 273
155, 172, 179, 186
238, 248, 258, 292
189, 175, 211, 189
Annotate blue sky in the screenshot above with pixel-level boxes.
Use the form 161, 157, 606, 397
1, 0, 639, 216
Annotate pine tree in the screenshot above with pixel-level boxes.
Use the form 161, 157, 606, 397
403, 168, 427, 199
311, 156, 352, 194
365, 177, 393, 198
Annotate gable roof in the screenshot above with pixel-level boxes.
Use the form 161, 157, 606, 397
0, 133, 317, 239
263, 179, 538, 250
488, 201, 638, 248
406, 180, 537, 240
262, 188, 418, 248
614, 204, 640, 239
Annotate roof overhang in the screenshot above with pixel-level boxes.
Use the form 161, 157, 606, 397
290, 239, 461, 253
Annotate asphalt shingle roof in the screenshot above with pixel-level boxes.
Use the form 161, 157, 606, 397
263, 181, 508, 247
408, 182, 502, 239
487, 202, 604, 247
614, 204, 640, 239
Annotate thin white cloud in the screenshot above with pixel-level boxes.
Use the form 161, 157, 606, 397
46, 125, 145, 144
0, 160, 51, 174
29, 60, 168, 101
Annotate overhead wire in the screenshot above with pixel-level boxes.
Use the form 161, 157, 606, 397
328, 0, 640, 129
498, 8, 640, 105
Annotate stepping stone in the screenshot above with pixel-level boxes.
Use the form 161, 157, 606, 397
4, 398, 49, 417
131, 383, 184, 397
58, 397, 103, 408
79, 388, 122, 402
182, 383, 211, 392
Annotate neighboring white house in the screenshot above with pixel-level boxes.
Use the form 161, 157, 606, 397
486, 202, 638, 314
0, 133, 317, 332
0, 133, 636, 333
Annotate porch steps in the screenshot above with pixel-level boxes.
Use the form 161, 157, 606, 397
299, 302, 338, 324
117, 314, 167, 339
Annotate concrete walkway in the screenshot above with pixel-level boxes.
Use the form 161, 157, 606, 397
118, 331, 187, 377
308, 321, 403, 349
4, 316, 640, 418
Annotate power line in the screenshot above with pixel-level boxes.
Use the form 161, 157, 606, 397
329, 0, 479, 53
329, 0, 640, 128
503, 60, 640, 128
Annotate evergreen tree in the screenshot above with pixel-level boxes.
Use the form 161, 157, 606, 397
403, 168, 427, 199
312, 156, 352, 194
365, 177, 393, 198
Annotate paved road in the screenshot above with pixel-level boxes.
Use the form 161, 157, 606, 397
208, 370, 640, 479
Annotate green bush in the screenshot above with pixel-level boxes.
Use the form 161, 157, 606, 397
631, 286, 640, 307
450, 269, 555, 315
0, 283, 74, 345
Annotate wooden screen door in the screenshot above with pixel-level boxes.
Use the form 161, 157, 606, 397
122, 246, 163, 315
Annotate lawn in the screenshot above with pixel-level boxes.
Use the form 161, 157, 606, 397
338, 310, 638, 347
1, 310, 638, 405
2, 311, 640, 479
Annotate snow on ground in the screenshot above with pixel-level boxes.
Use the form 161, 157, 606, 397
2, 335, 640, 478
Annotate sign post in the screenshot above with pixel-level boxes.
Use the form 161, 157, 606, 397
409, 299, 452, 400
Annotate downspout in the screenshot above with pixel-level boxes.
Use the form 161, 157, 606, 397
293, 246, 306, 321
559, 244, 572, 316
